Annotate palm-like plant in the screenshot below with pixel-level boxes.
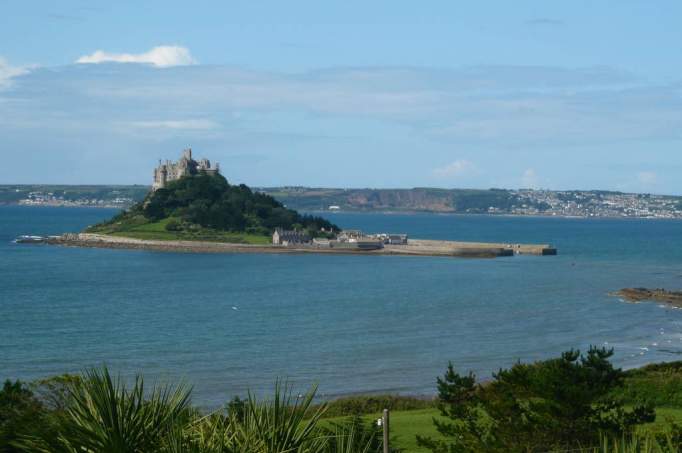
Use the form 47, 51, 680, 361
236, 380, 328, 453
18, 369, 356, 453
595, 433, 679, 453
164, 413, 240, 453
19, 367, 191, 452
321, 416, 383, 453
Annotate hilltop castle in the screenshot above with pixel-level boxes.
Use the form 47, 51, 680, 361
153, 148, 220, 190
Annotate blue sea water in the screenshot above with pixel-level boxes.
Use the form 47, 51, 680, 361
1, 205, 682, 408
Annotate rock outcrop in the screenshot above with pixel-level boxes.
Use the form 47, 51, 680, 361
612, 288, 682, 307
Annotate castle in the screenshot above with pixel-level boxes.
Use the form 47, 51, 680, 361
153, 148, 220, 190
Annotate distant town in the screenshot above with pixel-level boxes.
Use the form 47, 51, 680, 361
2, 184, 682, 219
0, 185, 148, 208
503, 189, 682, 219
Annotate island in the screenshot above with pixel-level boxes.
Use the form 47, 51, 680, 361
23, 149, 558, 258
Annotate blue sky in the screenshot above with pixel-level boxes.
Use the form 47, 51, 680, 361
1, 1, 682, 193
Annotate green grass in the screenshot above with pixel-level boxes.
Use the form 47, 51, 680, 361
323, 407, 682, 452
93, 217, 271, 244
383, 408, 444, 452
324, 408, 444, 453
641, 407, 682, 434
110, 230, 270, 244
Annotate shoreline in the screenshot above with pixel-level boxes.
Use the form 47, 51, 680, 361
46, 233, 557, 258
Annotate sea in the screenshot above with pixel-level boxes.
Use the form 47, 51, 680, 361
1, 205, 682, 408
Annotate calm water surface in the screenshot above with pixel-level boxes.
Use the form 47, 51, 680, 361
1, 206, 681, 407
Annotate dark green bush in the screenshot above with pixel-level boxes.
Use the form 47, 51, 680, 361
616, 361, 682, 407
418, 347, 656, 453
164, 218, 182, 231
319, 395, 435, 418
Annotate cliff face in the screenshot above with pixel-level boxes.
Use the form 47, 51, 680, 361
345, 189, 455, 211
260, 187, 522, 213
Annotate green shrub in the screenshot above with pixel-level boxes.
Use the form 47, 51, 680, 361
318, 395, 436, 418
616, 361, 682, 407
418, 347, 656, 453
165, 218, 183, 232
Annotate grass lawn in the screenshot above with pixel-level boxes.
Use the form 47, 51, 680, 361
643, 407, 682, 434
325, 408, 444, 453
382, 408, 444, 452
99, 218, 271, 244
110, 230, 271, 244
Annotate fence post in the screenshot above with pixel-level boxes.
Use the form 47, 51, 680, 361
382, 408, 390, 453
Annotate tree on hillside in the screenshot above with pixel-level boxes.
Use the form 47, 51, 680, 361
417, 347, 655, 453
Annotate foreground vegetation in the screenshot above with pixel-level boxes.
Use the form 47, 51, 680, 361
3, 348, 682, 452
87, 173, 339, 243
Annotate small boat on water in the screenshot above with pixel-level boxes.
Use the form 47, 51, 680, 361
14, 235, 47, 244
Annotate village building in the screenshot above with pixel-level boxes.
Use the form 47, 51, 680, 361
272, 228, 311, 246
336, 230, 364, 242
312, 237, 331, 247
153, 148, 220, 190
387, 234, 408, 245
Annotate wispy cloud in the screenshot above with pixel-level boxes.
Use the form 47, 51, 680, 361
129, 119, 220, 130
521, 168, 540, 189
0, 57, 29, 89
2, 62, 682, 189
76, 45, 196, 67
637, 171, 657, 185
433, 160, 477, 178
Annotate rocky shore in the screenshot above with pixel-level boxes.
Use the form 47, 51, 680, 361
46, 233, 556, 258
612, 288, 682, 307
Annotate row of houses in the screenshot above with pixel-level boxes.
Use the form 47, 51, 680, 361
272, 228, 408, 250
272, 229, 311, 246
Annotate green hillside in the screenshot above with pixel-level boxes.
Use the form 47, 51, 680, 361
86, 174, 339, 243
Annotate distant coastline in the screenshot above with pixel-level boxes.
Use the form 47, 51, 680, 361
2, 184, 682, 219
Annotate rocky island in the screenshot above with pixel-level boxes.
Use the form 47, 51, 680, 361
31, 149, 557, 258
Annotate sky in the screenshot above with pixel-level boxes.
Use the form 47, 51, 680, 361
1, 1, 682, 193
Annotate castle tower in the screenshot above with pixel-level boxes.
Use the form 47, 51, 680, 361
152, 148, 220, 191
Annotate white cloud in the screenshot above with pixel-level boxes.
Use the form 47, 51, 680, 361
432, 160, 476, 178
637, 171, 657, 185
129, 119, 219, 130
0, 57, 29, 88
76, 45, 196, 67
521, 168, 540, 189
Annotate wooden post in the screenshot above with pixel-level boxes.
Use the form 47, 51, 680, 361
382, 408, 390, 453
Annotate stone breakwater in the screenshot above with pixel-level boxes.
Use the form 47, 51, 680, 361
48, 234, 557, 258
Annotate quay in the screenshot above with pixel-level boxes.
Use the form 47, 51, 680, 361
384, 239, 557, 257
